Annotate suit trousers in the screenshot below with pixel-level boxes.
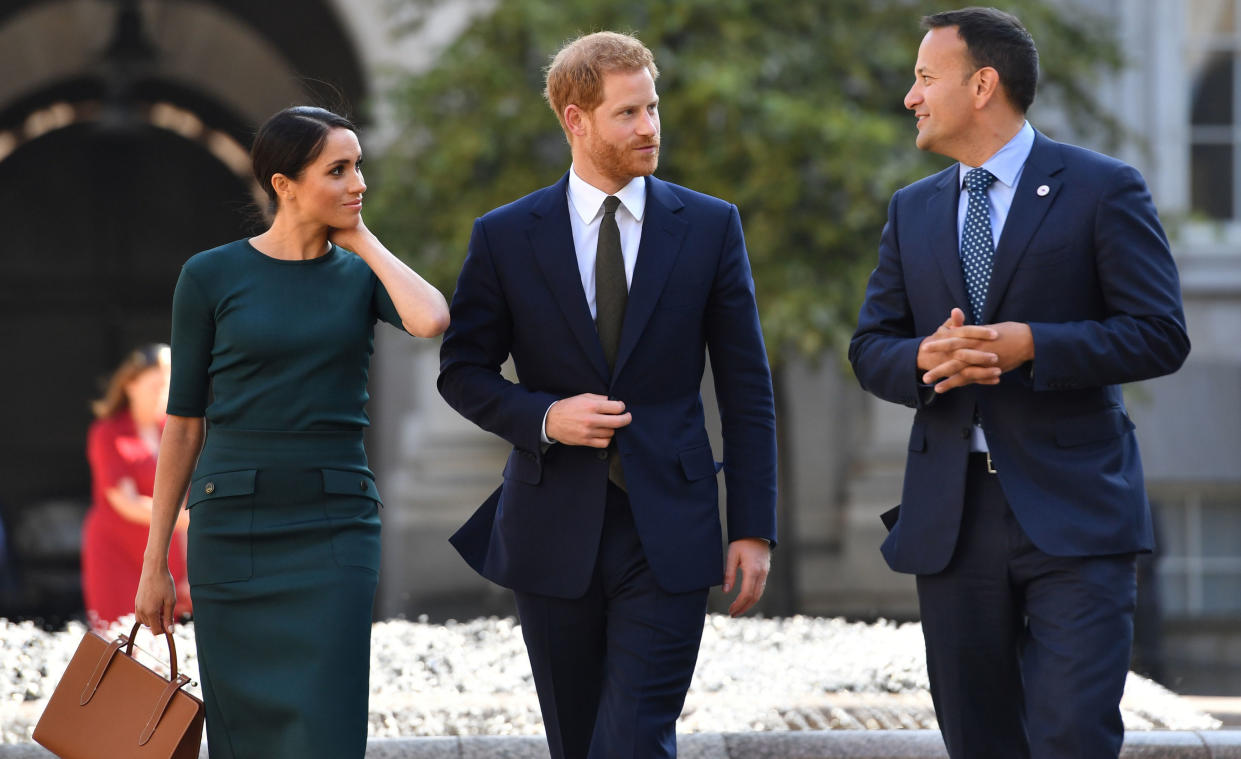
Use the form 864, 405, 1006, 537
514, 483, 710, 759
916, 454, 1137, 759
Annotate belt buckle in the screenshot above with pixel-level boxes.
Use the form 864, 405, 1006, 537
986, 451, 997, 474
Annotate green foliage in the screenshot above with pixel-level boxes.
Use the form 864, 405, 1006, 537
369, 0, 1123, 365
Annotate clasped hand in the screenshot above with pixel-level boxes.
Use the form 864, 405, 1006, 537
917, 308, 1034, 393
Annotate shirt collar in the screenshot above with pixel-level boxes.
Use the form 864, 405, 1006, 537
568, 166, 647, 224
959, 120, 1035, 190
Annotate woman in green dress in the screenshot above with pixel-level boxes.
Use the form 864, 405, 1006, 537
134, 106, 449, 758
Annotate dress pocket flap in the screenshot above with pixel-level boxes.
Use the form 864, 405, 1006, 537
678, 444, 718, 481
1055, 408, 1134, 448
187, 469, 257, 508
322, 469, 382, 503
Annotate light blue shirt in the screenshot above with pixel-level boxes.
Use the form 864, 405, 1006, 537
956, 121, 1035, 249
955, 121, 1035, 453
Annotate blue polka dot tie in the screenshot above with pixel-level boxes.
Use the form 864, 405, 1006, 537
961, 168, 998, 324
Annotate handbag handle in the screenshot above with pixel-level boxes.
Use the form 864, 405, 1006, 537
79, 622, 186, 707
123, 621, 179, 683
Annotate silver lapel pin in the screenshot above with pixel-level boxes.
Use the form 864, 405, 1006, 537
1036, 184, 1050, 197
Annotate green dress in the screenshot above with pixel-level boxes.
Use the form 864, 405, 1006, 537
167, 239, 404, 759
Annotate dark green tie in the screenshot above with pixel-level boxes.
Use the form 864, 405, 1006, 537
595, 196, 626, 368
594, 195, 627, 489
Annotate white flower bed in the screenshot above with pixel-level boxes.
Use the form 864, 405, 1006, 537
0, 614, 1219, 743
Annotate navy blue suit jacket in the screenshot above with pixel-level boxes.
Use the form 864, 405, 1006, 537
440, 173, 778, 598
849, 132, 1190, 576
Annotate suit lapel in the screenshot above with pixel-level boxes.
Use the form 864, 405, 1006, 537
981, 132, 1064, 323
527, 174, 611, 382
927, 166, 971, 313
611, 176, 688, 381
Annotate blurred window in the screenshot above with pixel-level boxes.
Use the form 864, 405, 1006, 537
1157, 489, 1241, 617
1189, 0, 1241, 219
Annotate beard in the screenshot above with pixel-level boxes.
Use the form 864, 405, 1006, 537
586, 130, 659, 186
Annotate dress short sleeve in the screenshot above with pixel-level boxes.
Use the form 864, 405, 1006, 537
167, 266, 213, 417
86, 418, 129, 490
372, 274, 405, 330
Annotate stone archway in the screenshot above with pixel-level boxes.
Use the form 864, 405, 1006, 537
0, 0, 367, 619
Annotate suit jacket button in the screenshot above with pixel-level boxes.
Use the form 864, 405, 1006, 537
960, 428, 971, 439
360, 480, 369, 491
596, 449, 608, 460
204, 482, 215, 495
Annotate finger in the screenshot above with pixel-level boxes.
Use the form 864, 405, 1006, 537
929, 326, 999, 343
960, 365, 1004, 381
923, 359, 968, 384
921, 337, 982, 354
949, 349, 1000, 366
932, 371, 973, 393
164, 599, 176, 633
595, 399, 627, 415
922, 349, 1000, 383
921, 338, 994, 359
933, 366, 1002, 393
743, 567, 770, 612
593, 412, 632, 429
936, 309, 965, 335
722, 551, 738, 594
729, 568, 760, 617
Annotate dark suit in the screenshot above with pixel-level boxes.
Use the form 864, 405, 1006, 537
850, 131, 1189, 758
440, 172, 777, 758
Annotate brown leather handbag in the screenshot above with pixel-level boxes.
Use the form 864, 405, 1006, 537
33, 622, 205, 759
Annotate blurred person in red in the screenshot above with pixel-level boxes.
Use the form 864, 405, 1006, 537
82, 344, 190, 628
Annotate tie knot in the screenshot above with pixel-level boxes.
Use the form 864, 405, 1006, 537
602, 195, 621, 215
965, 168, 997, 195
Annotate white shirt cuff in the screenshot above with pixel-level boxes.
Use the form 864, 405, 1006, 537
540, 401, 557, 446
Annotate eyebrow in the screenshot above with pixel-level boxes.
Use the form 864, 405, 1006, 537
616, 98, 659, 110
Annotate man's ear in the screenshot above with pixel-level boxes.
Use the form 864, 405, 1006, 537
564, 104, 589, 139
973, 66, 1002, 108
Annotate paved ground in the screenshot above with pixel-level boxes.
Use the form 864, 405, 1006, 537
4, 730, 1241, 758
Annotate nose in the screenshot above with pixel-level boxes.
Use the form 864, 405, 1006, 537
904, 83, 921, 111
637, 110, 657, 136
351, 172, 367, 195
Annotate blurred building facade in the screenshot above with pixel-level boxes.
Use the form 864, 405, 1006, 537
0, 0, 1237, 692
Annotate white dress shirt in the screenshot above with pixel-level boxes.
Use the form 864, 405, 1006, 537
567, 167, 647, 318
955, 120, 1035, 452
541, 167, 648, 443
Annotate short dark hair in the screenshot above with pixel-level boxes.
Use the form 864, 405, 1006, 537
923, 7, 1039, 113
251, 106, 356, 213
